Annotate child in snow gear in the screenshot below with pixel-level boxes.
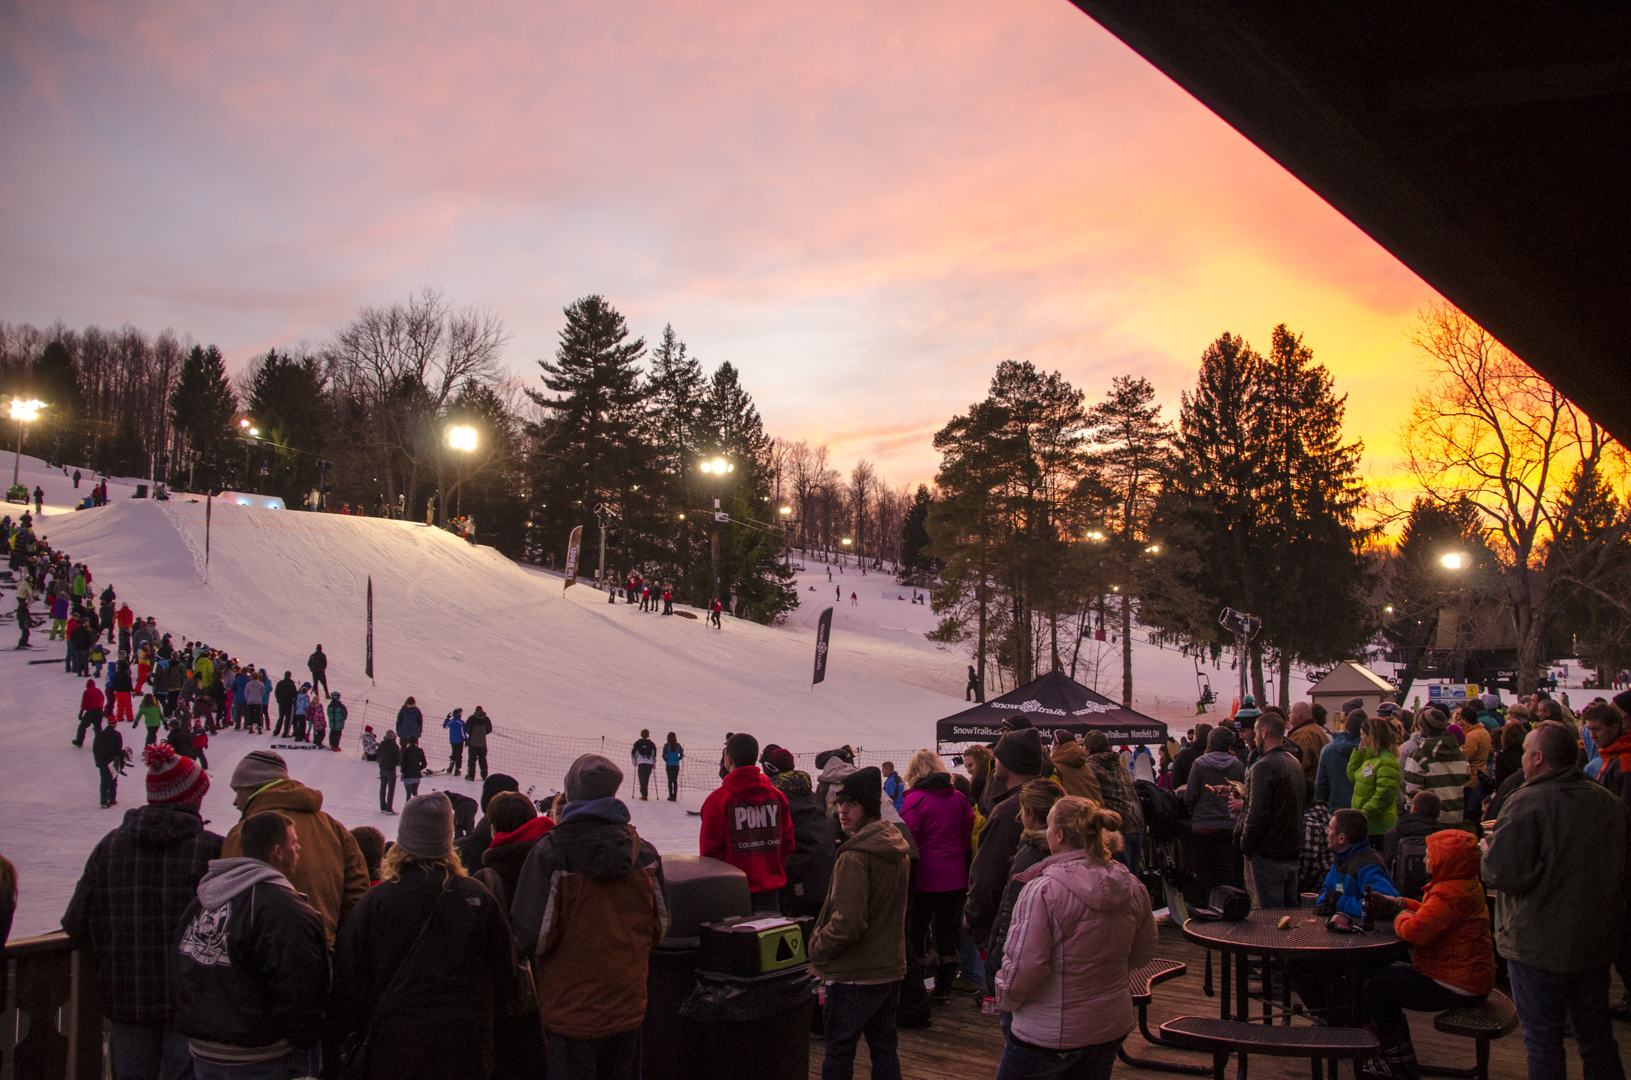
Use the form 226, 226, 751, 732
191, 723, 208, 770
326, 692, 347, 750
360, 726, 379, 761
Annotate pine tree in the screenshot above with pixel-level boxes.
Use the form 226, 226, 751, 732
900, 484, 934, 578
528, 296, 652, 565
1086, 375, 1174, 705
646, 324, 704, 476
246, 349, 332, 503
169, 344, 238, 489
1382, 498, 1496, 701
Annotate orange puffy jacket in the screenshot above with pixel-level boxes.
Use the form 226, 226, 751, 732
1393, 829, 1495, 995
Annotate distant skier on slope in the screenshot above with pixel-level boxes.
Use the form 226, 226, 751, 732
308, 644, 329, 695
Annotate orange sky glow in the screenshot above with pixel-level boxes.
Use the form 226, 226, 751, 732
0, 0, 1444, 497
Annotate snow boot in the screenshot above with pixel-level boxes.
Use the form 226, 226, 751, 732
1358, 1026, 1418, 1080
931, 961, 958, 1005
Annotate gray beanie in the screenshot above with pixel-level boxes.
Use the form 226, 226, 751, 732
565, 754, 623, 802
396, 792, 453, 859
1339, 696, 1365, 715
230, 750, 288, 789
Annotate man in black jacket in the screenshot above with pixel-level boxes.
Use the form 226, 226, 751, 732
63, 745, 221, 1080
962, 728, 1044, 954
1233, 713, 1306, 907
377, 731, 402, 813
763, 747, 836, 918
173, 810, 328, 1077
272, 672, 298, 738
92, 721, 125, 807
306, 645, 328, 696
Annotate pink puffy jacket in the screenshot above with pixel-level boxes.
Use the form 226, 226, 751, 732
994, 848, 1158, 1049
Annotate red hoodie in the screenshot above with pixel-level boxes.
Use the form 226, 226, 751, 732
492, 815, 555, 847
699, 765, 795, 893
80, 685, 105, 712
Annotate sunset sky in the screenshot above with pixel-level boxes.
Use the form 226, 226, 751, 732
1, 0, 1443, 493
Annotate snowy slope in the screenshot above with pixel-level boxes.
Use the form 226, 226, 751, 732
1, 461, 968, 936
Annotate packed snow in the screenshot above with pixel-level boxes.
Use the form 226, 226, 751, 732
3, 451, 1308, 938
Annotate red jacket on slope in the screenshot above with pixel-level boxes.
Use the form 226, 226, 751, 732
700, 765, 795, 894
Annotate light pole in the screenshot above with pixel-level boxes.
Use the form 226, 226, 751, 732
1441, 552, 1469, 683
594, 503, 620, 589
700, 456, 734, 605
9, 398, 45, 489
447, 424, 477, 519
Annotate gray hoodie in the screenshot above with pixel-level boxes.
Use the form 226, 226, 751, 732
1184, 751, 1246, 831
196, 857, 295, 911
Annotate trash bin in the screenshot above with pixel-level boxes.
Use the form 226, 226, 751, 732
134, 483, 148, 499
642, 855, 750, 1080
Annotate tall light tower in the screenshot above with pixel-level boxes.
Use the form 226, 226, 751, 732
700, 456, 734, 607
10, 398, 45, 489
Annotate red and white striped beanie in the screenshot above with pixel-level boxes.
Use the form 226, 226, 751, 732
143, 744, 210, 806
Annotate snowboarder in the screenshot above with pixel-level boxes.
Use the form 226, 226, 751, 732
836, 584, 841, 602
33, 486, 43, 514
444, 708, 466, 775
72, 468, 81, 489
308, 644, 329, 695
850, 591, 858, 606
91, 720, 124, 807
828, 566, 833, 582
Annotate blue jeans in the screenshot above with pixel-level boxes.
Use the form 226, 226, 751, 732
994, 1032, 1121, 1080
959, 925, 986, 985
1115, 832, 1144, 876
108, 1021, 193, 1080
1508, 960, 1625, 1080
1250, 856, 1299, 908
823, 981, 901, 1080
190, 1050, 308, 1080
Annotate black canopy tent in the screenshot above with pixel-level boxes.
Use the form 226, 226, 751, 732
935, 670, 1169, 753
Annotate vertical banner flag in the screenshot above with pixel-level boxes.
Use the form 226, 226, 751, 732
365, 576, 374, 681
564, 526, 583, 593
813, 606, 834, 686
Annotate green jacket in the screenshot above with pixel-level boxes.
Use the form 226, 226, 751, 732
1484, 765, 1629, 973
1347, 748, 1400, 835
137, 701, 165, 730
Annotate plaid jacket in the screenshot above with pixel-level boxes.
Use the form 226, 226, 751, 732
1299, 801, 1334, 894
61, 805, 223, 1024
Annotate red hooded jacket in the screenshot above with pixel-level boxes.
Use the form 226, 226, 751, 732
1393, 829, 1496, 995
80, 684, 105, 712
700, 765, 795, 893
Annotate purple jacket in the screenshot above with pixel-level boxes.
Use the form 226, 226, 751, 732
900, 773, 974, 893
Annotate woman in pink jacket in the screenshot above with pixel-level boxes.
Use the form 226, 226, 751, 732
899, 749, 974, 1004
994, 795, 1158, 1079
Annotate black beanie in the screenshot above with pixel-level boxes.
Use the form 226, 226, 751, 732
480, 773, 520, 812
836, 766, 883, 819
1208, 727, 1235, 751
994, 728, 1044, 777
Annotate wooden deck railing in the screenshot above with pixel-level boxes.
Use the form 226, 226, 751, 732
1, 933, 103, 1080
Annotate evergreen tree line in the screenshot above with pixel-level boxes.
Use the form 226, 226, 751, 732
0, 293, 920, 624
919, 313, 1631, 703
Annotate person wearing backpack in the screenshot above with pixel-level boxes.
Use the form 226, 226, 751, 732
1382, 791, 1449, 901
1359, 830, 1495, 1080
330, 793, 521, 1080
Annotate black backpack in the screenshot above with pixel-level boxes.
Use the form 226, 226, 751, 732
1135, 779, 1188, 842
1392, 835, 1432, 901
